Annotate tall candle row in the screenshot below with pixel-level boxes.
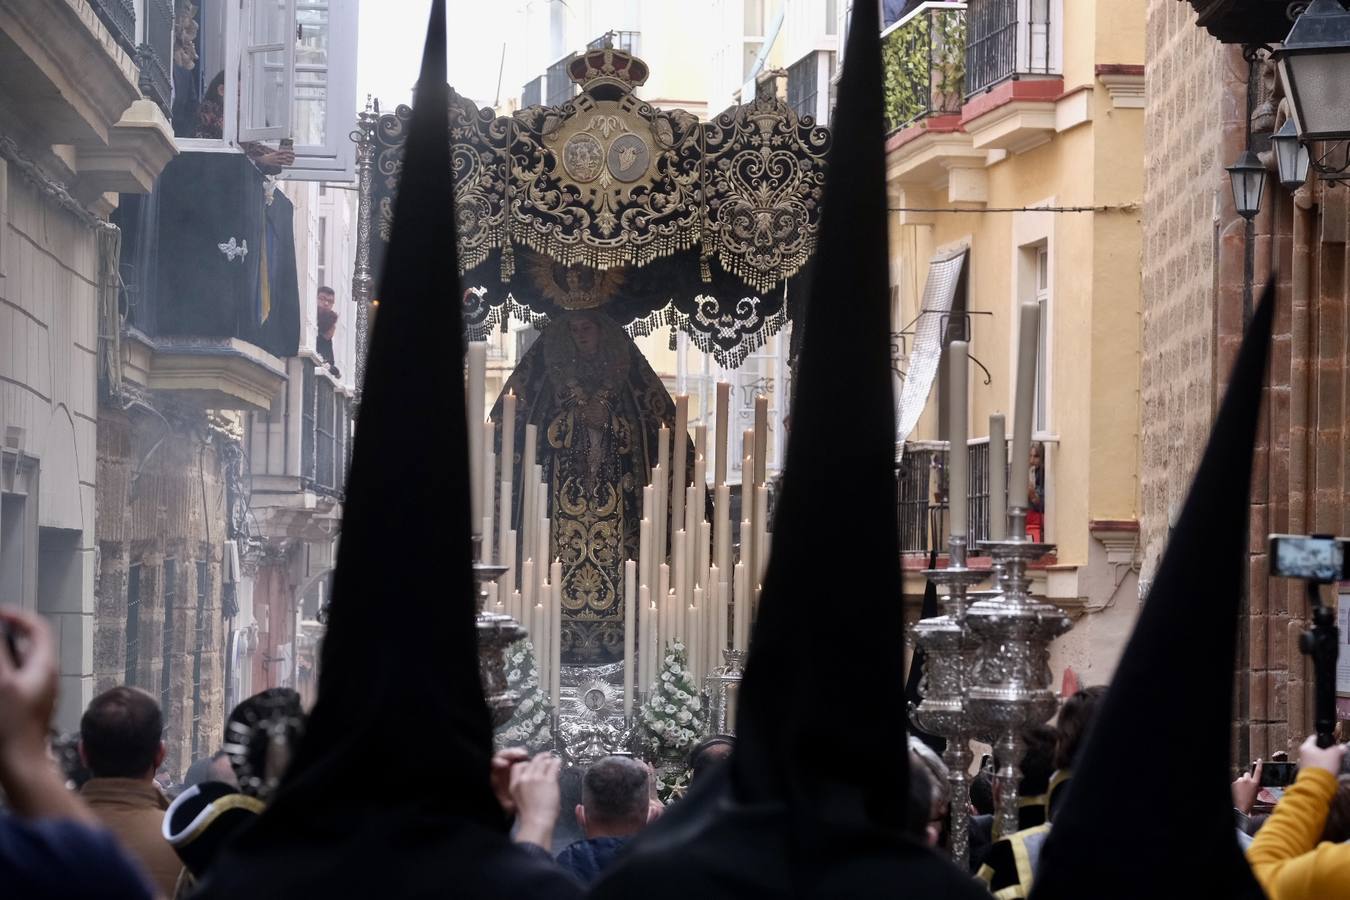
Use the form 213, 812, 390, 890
633, 386, 771, 703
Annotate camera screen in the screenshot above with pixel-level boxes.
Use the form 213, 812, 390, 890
1273, 537, 1344, 582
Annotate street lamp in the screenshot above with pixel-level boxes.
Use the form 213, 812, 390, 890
1226, 150, 1268, 220
1272, 120, 1311, 188
1276, 0, 1350, 142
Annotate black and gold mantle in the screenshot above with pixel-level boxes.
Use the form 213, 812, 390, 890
368, 47, 831, 366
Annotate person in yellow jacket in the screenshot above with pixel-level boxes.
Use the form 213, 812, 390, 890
1248, 734, 1350, 898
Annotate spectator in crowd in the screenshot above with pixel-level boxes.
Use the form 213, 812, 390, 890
316, 286, 340, 376
1048, 685, 1107, 820
906, 757, 940, 847
909, 736, 951, 848
0, 607, 157, 898
969, 724, 1057, 874
688, 735, 734, 785
78, 686, 182, 896
970, 762, 995, 817
1248, 735, 1350, 898
555, 756, 651, 884
193, 72, 296, 174
184, 750, 237, 788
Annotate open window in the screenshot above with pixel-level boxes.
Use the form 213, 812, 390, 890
170, 0, 359, 182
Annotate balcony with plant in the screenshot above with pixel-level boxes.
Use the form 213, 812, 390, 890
882, 3, 968, 134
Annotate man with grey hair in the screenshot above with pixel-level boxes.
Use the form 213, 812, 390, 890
555, 756, 650, 884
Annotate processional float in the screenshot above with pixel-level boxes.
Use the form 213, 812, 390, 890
351, 44, 830, 761
349, 42, 1075, 846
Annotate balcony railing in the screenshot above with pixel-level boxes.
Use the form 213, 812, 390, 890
136, 0, 174, 115
965, 0, 1054, 97
881, 2, 967, 133
898, 435, 1054, 553
90, 0, 137, 58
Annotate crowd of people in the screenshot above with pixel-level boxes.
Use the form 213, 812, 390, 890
0, 604, 754, 897
7, 595, 1350, 899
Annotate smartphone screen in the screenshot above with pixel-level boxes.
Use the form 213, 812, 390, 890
1259, 761, 1299, 788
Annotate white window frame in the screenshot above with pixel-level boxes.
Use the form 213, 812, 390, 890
176, 0, 358, 183
240, 0, 296, 143
1034, 244, 1050, 433
285, 0, 359, 182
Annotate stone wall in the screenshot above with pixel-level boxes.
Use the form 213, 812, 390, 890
0, 167, 103, 731
1139, 0, 1243, 580
95, 406, 229, 779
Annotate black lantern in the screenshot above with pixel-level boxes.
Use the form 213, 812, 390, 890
1226, 150, 1268, 220
1276, 0, 1350, 141
1272, 119, 1311, 188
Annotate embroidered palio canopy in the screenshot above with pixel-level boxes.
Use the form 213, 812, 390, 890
369, 46, 832, 366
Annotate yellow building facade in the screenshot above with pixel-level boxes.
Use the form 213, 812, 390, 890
886, 0, 1145, 684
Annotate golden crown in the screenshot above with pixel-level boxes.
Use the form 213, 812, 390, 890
568, 47, 650, 95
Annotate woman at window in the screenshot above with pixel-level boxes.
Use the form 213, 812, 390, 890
194, 72, 296, 175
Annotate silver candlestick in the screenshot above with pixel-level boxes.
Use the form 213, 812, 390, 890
473, 533, 525, 727
969, 506, 1072, 840
911, 535, 991, 869
704, 649, 747, 736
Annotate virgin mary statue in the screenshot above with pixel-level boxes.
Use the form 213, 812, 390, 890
491, 310, 678, 665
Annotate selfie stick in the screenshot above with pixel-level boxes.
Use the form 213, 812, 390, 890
1300, 581, 1339, 749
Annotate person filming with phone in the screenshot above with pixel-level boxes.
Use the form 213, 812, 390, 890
0, 607, 157, 898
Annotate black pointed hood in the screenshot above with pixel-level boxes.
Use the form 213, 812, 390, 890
192, 8, 550, 897
1030, 284, 1275, 899
594, 8, 985, 897
731, 0, 905, 833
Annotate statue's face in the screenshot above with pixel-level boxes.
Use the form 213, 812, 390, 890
569, 317, 601, 356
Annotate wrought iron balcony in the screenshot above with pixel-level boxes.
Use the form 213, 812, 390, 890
90, 0, 137, 58
136, 0, 174, 115
964, 0, 1054, 97
881, 2, 968, 134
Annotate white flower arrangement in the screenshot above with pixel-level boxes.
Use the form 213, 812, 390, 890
492, 638, 554, 752
639, 640, 707, 764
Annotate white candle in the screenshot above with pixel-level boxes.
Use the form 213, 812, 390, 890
753, 394, 768, 486
482, 422, 496, 558
501, 390, 517, 496
639, 517, 652, 587
521, 559, 535, 619
487, 581, 500, 612
639, 585, 653, 688
521, 425, 537, 558
659, 564, 671, 654
716, 575, 730, 665
503, 530, 517, 610
990, 413, 1007, 541
532, 599, 546, 693
550, 560, 562, 709
732, 557, 748, 652
691, 588, 703, 685
672, 395, 689, 539
948, 340, 969, 541
715, 381, 730, 486
536, 484, 549, 569
755, 485, 770, 583
466, 343, 486, 526
715, 483, 731, 576
1011, 302, 1039, 512
511, 590, 522, 629
742, 429, 754, 483
656, 425, 670, 571
673, 531, 688, 624
624, 560, 636, 719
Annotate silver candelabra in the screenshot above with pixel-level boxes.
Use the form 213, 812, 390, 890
968, 506, 1071, 839
472, 533, 525, 727
910, 535, 991, 869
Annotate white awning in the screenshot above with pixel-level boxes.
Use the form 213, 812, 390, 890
896, 248, 968, 445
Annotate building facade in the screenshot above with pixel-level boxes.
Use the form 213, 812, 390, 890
886, 0, 1147, 686
1, 0, 359, 776
0, 0, 176, 732
1140, 0, 1350, 762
